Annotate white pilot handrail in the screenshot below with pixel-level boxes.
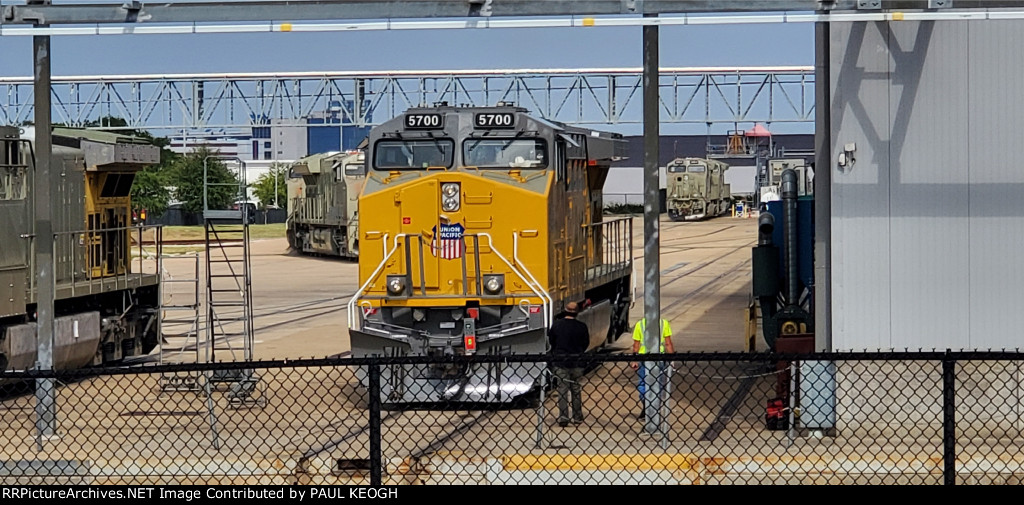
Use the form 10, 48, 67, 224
347, 233, 406, 329
478, 233, 550, 329
509, 234, 552, 327
475, 233, 548, 329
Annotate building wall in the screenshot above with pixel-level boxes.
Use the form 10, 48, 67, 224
603, 167, 666, 206
831, 20, 1024, 350
273, 120, 307, 161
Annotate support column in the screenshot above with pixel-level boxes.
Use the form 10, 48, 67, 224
803, 8, 837, 436
813, 6, 832, 352
31, 0, 57, 449
642, 13, 662, 434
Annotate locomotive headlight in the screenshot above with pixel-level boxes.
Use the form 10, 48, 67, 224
441, 183, 461, 211
442, 195, 460, 212
386, 275, 407, 296
482, 274, 505, 295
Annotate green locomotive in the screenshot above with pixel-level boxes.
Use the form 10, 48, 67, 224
665, 157, 732, 221
0, 126, 162, 372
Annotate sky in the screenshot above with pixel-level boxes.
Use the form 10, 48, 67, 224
0, 18, 813, 75
0, 7, 816, 135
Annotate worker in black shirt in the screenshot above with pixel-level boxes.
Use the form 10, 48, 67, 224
547, 301, 590, 427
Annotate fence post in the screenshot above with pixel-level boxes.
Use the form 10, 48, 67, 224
942, 353, 955, 486
204, 371, 221, 450
368, 363, 383, 486
535, 365, 547, 449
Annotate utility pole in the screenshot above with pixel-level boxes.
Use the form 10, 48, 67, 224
30, 0, 57, 449
274, 129, 279, 209
642, 13, 662, 435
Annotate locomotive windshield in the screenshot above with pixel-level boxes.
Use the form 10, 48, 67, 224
667, 164, 686, 173
463, 139, 547, 169
688, 164, 706, 172
374, 140, 454, 170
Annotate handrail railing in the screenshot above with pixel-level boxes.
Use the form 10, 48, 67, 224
52, 224, 163, 298
347, 233, 406, 329
348, 231, 551, 331
482, 232, 550, 330
512, 233, 552, 330
584, 216, 633, 284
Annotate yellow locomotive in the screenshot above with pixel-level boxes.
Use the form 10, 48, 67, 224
348, 103, 634, 403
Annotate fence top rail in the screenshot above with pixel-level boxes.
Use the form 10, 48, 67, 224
5, 350, 1022, 379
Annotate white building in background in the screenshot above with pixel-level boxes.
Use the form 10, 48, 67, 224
602, 167, 667, 206
168, 121, 307, 206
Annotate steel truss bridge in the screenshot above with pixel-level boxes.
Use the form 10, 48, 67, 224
0, 66, 814, 131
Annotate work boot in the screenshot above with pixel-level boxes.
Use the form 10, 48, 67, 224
558, 417, 569, 427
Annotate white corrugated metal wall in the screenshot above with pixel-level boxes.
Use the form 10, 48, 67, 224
831, 20, 1024, 350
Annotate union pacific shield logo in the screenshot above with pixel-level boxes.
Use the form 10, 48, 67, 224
431, 223, 465, 259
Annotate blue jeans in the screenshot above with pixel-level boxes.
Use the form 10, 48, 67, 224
637, 362, 668, 403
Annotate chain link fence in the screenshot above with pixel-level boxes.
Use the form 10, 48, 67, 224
1, 352, 1023, 485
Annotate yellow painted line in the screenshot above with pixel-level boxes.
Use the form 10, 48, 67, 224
891, 12, 905, 21
279, 23, 293, 32
582, 18, 596, 27
502, 454, 695, 472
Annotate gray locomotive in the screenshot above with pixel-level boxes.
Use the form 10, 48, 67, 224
665, 157, 732, 221
285, 150, 364, 258
0, 126, 162, 372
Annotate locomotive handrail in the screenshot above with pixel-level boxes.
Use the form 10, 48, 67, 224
583, 216, 633, 280
510, 233, 553, 329
350, 232, 549, 330
52, 224, 163, 299
347, 232, 405, 329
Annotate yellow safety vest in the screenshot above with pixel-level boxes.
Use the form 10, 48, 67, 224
631, 318, 671, 354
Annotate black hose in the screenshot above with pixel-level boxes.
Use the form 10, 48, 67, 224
757, 212, 775, 246
781, 168, 799, 306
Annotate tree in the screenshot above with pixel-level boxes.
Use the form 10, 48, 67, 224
126, 128, 180, 217
171, 147, 240, 214
131, 167, 172, 218
252, 163, 289, 209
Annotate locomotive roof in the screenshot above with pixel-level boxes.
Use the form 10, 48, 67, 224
668, 157, 729, 166
50, 127, 160, 170
52, 127, 152, 146
291, 150, 362, 175
378, 104, 626, 163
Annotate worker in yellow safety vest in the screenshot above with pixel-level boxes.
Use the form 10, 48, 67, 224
628, 318, 675, 421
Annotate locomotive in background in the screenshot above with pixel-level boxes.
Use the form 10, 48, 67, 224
665, 157, 732, 221
286, 150, 365, 259
0, 126, 162, 372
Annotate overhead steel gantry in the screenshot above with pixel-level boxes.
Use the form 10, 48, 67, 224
0, 67, 814, 131
7, 1, 1024, 26
12, 0, 1024, 458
